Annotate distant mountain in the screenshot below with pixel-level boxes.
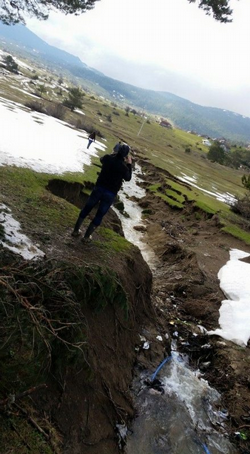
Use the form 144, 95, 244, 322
0, 22, 249, 143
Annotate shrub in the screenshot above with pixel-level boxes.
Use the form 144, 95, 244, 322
231, 194, 250, 220
185, 147, 191, 153
242, 174, 250, 191
25, 101, 46, 113
3, 55, 18, 73
46, 103, 66, 120
207, 142, 225, 164
74, 119, 104, 138
63, 87, 85, 111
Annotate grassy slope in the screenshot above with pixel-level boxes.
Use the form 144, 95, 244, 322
1, 53, 250, 453
0, 56, 249, 246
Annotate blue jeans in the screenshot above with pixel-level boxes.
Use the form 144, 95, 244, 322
79, 186, 115, 226
87, 139, 93, 149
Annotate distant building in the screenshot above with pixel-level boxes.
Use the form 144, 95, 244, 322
160, 119, 172, 129
202, 139, 212, 146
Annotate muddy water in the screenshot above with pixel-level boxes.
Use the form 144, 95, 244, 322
113, 163, 157, 266
116, 165, 236, 454
125, 352, 236, 454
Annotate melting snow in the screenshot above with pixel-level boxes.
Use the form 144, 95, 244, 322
178, 173, 236, 205
113, 163, 157, 266
208, 249, 250, 346
0, 97, 106, 174
0, 204, 45, 260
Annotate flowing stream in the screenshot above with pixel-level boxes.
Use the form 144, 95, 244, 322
114, 165, 236, 454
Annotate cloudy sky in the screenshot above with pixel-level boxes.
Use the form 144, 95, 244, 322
26, 0, 250, 117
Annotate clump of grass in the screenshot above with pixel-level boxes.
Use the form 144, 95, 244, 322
98, 227, 132, 253
154, 191, 184, 209
0, 415, 55, 454
194, 201, 216, 217
165, 189, 185, 204
148, 183, 161, 193
221, 224, 250, 245
165, 178, 195, 201
25, 101, 46, 113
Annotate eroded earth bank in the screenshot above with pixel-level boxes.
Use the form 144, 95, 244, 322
1, 158, 250, 454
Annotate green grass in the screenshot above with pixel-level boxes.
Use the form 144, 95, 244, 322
165, 189, 185, 204
98, 227, 132, 253
0, 415, 54, 454
221, 224, 250, 244
0, 167, 79, 235
194, 201, 216, 216
148, 183, 161, 192
165, 178, 195, 201
1, 55, 250, 247
154, 191, 184, 209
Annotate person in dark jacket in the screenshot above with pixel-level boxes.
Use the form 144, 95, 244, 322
87, 131, 96, 149
72, 144, 132, 240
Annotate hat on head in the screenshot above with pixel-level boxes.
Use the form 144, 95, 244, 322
118, 144, 130, 158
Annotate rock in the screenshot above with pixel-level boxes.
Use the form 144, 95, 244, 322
133, 225, 147, 232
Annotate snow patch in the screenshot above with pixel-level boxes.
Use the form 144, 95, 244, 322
0, 97, 106, 174
0, 204, 45, 260
208, 249, 250, 346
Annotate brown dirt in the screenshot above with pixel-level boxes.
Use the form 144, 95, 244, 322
46, 159, 250, 453
34, 220, 155, 454
2, 159, 250, 454
134, 159, 250, 453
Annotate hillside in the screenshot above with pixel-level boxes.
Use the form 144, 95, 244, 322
1, 55, 250, 453
0, 22, 249, 143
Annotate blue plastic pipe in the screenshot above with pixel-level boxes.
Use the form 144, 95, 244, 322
202, 443, 211, 454
151, 355, 172, 382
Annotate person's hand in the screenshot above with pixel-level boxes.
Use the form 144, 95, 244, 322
126, 155, 132, 164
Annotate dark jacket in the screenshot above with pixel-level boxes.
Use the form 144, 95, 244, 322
89, 132, 96, 140
96, 154, 132, 195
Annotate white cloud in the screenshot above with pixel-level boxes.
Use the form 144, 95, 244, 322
26, 0, 250, 116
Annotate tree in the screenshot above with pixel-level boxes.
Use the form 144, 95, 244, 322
0, 0, 99, 24
37, 83, 46, 97
242, 174, 250, 191
188, 0, 233, 23
0, 0, 234, 24
207, 141, 225, 164
3, 55, 18, 73
63, 87, 85, 112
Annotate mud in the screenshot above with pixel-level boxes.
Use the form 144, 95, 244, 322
2, 161, 250, 454
42, 165, 250, 453
134, 159, 250, 454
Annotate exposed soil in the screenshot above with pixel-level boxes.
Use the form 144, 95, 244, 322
0, 181, 156, 454
134, 159, 250, 454
1, 158, 250, 454
45, 160, 250, 453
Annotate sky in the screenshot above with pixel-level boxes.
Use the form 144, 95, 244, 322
25, 0, 250, 117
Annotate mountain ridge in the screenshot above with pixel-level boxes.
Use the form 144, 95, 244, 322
0, 22, 249, 143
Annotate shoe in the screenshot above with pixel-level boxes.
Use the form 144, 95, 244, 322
71, 230, 80, 237
81, 236, 92, 244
